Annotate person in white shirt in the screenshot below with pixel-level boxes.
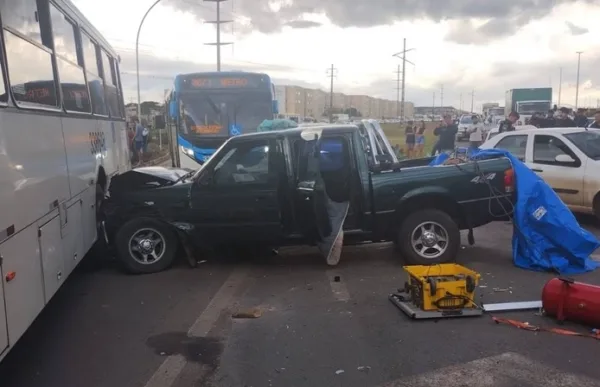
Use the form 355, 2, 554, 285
468, 115, 484, 150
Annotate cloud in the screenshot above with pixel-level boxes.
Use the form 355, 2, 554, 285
118, 47, 600, 108
565, 21, 589, 35
285, 20, 322, 28
166, 0, 597, 39
118, 50, 323, 101
345, 50, 600, 107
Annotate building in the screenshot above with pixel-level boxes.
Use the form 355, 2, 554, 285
274, 85, 414, 120
414, 106, 461, 117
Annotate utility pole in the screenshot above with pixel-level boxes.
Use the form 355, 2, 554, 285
204, 0, 232, 71
395, 65, 402, 117
575, 51, 583, 109
392, 38, 414, 121
440, 84, 444, 112
470, 89, 475, 113
558, 67, 562, 106
432, 92, 435, 119
327, 64, 337, 123
459, 93, 463, 112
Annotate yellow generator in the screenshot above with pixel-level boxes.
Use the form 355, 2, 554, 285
389, 264, 483, 319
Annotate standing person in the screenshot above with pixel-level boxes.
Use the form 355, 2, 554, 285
404, 121, 416, 158
468, 115, 483, 151
575, 108, 589, 127
415, 120, 426, 157
588, 111, 600, 129
555, 107, 576, 127
433, 114, 458, 154
498, 111, 520, 133
132, 117, 145, 166
142, 124, 150, 153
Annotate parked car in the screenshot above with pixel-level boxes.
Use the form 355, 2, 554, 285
480, 127, 600, 219
104, 125, 515, 274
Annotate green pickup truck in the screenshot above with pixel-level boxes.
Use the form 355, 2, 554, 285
104, 125, 515, 274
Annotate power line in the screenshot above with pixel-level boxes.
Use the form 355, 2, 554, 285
392, 38, 414, 121
394, 65, 402, 118
203, 0, 233, 71
326, 64, 337, 123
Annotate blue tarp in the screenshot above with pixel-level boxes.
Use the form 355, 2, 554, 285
430, 148, 600, 274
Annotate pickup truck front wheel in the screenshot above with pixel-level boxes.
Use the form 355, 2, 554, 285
115, 218, 178, 274
397, 209, 460, 265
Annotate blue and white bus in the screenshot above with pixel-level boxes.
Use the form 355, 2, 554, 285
166, 72, 279, 168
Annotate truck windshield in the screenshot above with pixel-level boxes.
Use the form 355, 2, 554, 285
178, 90, 272, 137
489, 108, 504, 116
564, 131, 600, 160
459, 116, 472, 124
517, 102, 550, 114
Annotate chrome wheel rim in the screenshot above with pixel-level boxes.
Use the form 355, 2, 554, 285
128, 228, 166, 265
410, 221, 449, 259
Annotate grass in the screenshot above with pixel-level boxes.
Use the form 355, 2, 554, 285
380, 122, 439, 157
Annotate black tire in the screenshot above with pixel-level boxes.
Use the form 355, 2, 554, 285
115, 217, 178, 274
397, 209, 460, 265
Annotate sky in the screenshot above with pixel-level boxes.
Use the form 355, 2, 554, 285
72, 0, 600, 110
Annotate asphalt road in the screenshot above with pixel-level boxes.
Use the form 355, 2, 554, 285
1, 219, 600, 387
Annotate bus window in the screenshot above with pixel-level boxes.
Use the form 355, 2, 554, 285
112, 59, 125, 118
81, 31, 107, 116
50, 4, 91, 113
1, 0, 42, 44
4, 29, 59, 108
102, 50, 119, 117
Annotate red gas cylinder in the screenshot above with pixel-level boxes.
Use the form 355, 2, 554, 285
542, 277, 600, 327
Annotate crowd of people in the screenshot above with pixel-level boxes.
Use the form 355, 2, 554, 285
529, 105, 600, 129
394, 106, 600, 160
127, 116, 150, 166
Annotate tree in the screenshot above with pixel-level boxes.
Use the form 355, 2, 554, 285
344, 107, 361, 117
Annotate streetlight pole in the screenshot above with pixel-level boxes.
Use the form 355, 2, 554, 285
575, 51, 583, 109
136, 0, 164, 119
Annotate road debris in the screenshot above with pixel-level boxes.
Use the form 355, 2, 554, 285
357, 366, 371, 373
232, 308, 262, 319
335, 369, 345, 375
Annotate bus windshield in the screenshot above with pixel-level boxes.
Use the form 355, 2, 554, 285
178, 90, 272, 138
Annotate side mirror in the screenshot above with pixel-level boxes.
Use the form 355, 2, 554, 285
555, 154, 575, 163
376, 154, 393, 164
169, 100, 177, 119
272, 100, 279, 115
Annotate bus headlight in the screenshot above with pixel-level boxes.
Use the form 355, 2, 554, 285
180, 145, 194, 158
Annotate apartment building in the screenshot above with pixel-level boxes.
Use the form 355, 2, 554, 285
275, 85, 413, 119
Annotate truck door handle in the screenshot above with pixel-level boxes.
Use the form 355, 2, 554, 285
532, 168, 543, 172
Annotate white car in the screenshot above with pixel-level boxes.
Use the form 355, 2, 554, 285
484, 124, 538, 142
480, 127, 600, 219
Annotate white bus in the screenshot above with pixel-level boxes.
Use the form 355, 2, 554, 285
0, 0, 129, 362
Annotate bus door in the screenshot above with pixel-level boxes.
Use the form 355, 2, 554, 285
167, 97, 180, 167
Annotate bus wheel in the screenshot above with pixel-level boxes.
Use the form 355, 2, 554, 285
115, 218, 178, 274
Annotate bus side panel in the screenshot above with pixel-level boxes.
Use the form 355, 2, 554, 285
115, 120, 130, 173
61, 116, 101, 197
61, 198, 84, 277
39, 215, 65, 302
1, 225, 45, 348
0, 266, 7, 357
0, 112, 70, 236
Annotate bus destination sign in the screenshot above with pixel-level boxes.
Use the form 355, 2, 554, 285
183, 74, 263, 89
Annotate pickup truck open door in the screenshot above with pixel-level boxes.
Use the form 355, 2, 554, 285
295, 133, 349, 265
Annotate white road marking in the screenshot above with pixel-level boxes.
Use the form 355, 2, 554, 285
380, 352, 600, 387
327, 271, 350, 302
143, 269, 248, 387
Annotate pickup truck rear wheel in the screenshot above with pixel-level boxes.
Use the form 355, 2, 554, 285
115, 218, 178, 274
397, 209, 460, 265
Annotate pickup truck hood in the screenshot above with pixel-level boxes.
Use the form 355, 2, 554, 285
109, 166, 194, 197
